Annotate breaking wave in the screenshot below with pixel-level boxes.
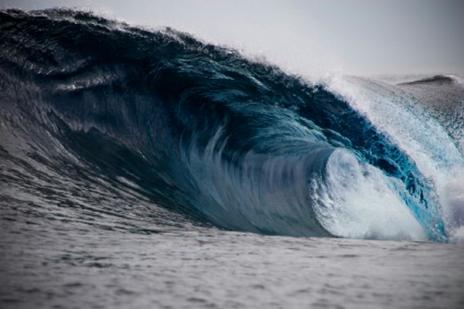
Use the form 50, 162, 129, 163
1, 9, 463, 242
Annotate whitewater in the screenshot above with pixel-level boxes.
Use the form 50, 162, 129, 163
1, 9, 463, 308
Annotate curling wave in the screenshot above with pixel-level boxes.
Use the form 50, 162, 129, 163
1, 9, 463, 241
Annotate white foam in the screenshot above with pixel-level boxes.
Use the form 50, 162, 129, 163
326, 75, 464, 238
441, 171, 464, 237
449, 227, 464, 244
311, 149, 426, 241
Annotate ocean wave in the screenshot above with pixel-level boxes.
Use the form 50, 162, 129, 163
1, 9, 462, 241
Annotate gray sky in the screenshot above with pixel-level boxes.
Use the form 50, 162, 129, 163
1, 0, 463, 76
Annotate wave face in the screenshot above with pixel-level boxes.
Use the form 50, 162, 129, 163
1, 9, 463, 242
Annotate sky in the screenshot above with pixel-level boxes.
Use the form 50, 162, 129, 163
1, 0, 463, 76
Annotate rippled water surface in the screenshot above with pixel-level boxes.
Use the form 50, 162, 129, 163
1, 213, 464, 309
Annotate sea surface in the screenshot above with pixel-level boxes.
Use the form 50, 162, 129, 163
2, 217, 464, 309
1, 9, 464, 308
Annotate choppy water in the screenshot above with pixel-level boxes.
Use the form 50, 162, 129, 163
1, 9, 464, 308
